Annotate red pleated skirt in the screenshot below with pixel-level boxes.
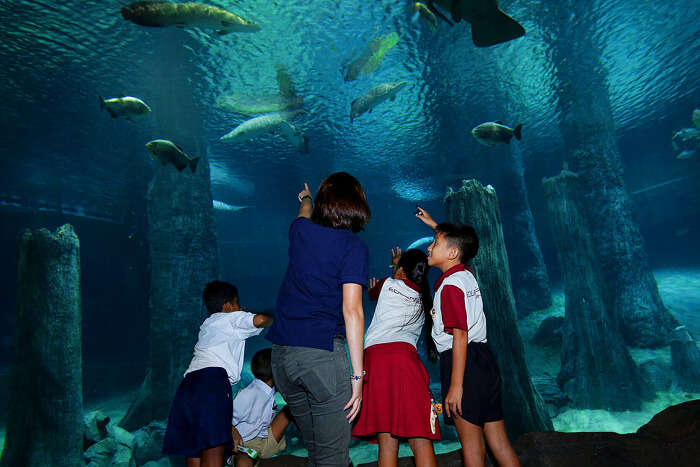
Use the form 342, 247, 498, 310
352, 342, 441, 442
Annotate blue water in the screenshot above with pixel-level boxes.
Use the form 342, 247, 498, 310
1, 0, 699, 464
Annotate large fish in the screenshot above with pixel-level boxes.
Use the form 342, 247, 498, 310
412, 3, 439, 31
121, 1, 261, 34
219, 110, 308, 152
430, 0, 524, 47
350, 81, 407, 122
216, 67, 303, 115
472, 121, 522, 146
343, 32, 399, 82
146, 139, 200, 172
100, 95, 151, 120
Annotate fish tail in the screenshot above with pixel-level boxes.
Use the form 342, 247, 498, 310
190, 157, 200, 173
513, 124, 522, 140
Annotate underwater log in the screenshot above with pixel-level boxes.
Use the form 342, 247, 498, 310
545, 1, 677, 347
543, 170, 649, 410
444, 179, 553, 439
500, 145, 552, 315
0, 224, 83, 467
119, 29, 220, 431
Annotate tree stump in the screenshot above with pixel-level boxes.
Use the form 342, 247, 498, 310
543, 171, 650, 409
444, 179, 552, 439
1, 225, 83, 467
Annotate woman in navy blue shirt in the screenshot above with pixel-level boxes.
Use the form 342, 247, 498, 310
267, 172, 370, 466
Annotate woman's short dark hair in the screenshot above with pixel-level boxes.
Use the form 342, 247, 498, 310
311, 172, 371, 233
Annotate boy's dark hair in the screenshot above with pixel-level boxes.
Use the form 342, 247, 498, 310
398, 249, 438, 362
202, 281, 238, 316
435, 223, 479, 264
311, 172, 371, 233
251, 348, 273, 382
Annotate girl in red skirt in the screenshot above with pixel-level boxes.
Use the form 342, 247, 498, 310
352, 247, 440, 467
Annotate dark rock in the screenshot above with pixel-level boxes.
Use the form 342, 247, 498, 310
111, 444, 136, 467
636, 399, 700, 443
639, 359, 672, 392
0, 225, 83, 467
531, 316, 564, 347
107, 422, 136, 449
543, 171, 650, 410
670, 326, 700, 392
133, 420, 168, 466
84, 437, 118, 465
444, 180, 553, 439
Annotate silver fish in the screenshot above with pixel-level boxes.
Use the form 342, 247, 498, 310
146, 139, 199, 172
121, 1, 260, 35
100, 95, 151, 120
350, 81, 407, 122
431, 0, 524, 47
472, 121, 522, 146
219, 110, 308, 152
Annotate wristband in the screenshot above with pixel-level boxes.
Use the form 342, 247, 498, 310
351, 370, 366, 381
300, 194, 312, 202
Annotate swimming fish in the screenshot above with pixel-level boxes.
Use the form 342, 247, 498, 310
693, 109, 700, 130
219, 110, 308, 152
100, 95, 151, 120
413, 3, 439, 31
430, 0, 525, 47
676, 150, 695, 160
121, 1, 261, 34
343, 32, 399, 82
350, 81, 407, 123
216, 66, 303, 115
146, 139, 200, 172
471, 121, 522, 146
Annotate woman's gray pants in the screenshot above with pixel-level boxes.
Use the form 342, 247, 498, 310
271, 338, 352, 467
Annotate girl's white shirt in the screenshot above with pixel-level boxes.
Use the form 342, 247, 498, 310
365, 278, 424, 349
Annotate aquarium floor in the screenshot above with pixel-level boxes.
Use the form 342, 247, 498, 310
0, 268, 699, 461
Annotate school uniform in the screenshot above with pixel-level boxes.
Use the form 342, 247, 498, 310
233, 378, 287, 458
352, 277, 441, 442
163, 311, 263, 458
432, 264, 503, 427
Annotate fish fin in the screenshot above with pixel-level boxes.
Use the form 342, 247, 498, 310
99, 95, 105, 110
471, 10, 525, 47
175, 143, 185, 151
217, 30, 231, 36
427, 1, 454, 26
495, 120, 504, 124
276, 65, 296, 98
106, 107, 118, 118
190, 157, 200, 173
119, 94, 125, 98
513, 124, 522, 140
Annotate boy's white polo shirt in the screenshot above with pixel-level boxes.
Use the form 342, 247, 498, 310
233, 378, 276, 441
431, 264, 487, 354
185, 311, 262, 385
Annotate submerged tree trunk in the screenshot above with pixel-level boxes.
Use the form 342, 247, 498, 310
543, 171, 649, 409
545, 2, 676, 347
1, 225, 83, 467
500, 145, 552, 315
120, 29, 219, 431
444, 180, 552, 439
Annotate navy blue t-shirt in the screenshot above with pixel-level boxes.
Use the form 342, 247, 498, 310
266, 217, 369, 351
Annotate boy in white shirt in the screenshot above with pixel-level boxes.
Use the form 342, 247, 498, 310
163, 281, 273, 467
231, 348, 292, 467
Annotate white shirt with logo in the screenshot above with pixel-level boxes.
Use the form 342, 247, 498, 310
365, 278, 424, 349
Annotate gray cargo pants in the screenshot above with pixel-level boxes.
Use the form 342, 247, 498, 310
271, 338, 352, 467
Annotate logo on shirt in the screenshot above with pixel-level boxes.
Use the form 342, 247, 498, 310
466, 287, 481, 299
387, 286, 421, 304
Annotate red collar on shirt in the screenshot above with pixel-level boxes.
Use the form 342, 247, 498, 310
433, 264, 472, 291
402, 278, 421, 293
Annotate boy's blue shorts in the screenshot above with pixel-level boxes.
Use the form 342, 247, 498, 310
439, 342, 503, 427
163, 366, 233, 458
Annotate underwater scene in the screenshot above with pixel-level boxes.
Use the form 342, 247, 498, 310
1, 0, 699, 465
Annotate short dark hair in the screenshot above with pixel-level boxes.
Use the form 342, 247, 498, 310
251, 348, 273, 382
202, 281, 238, 315
311, 172, 370, 233
435, 223, 479, 263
